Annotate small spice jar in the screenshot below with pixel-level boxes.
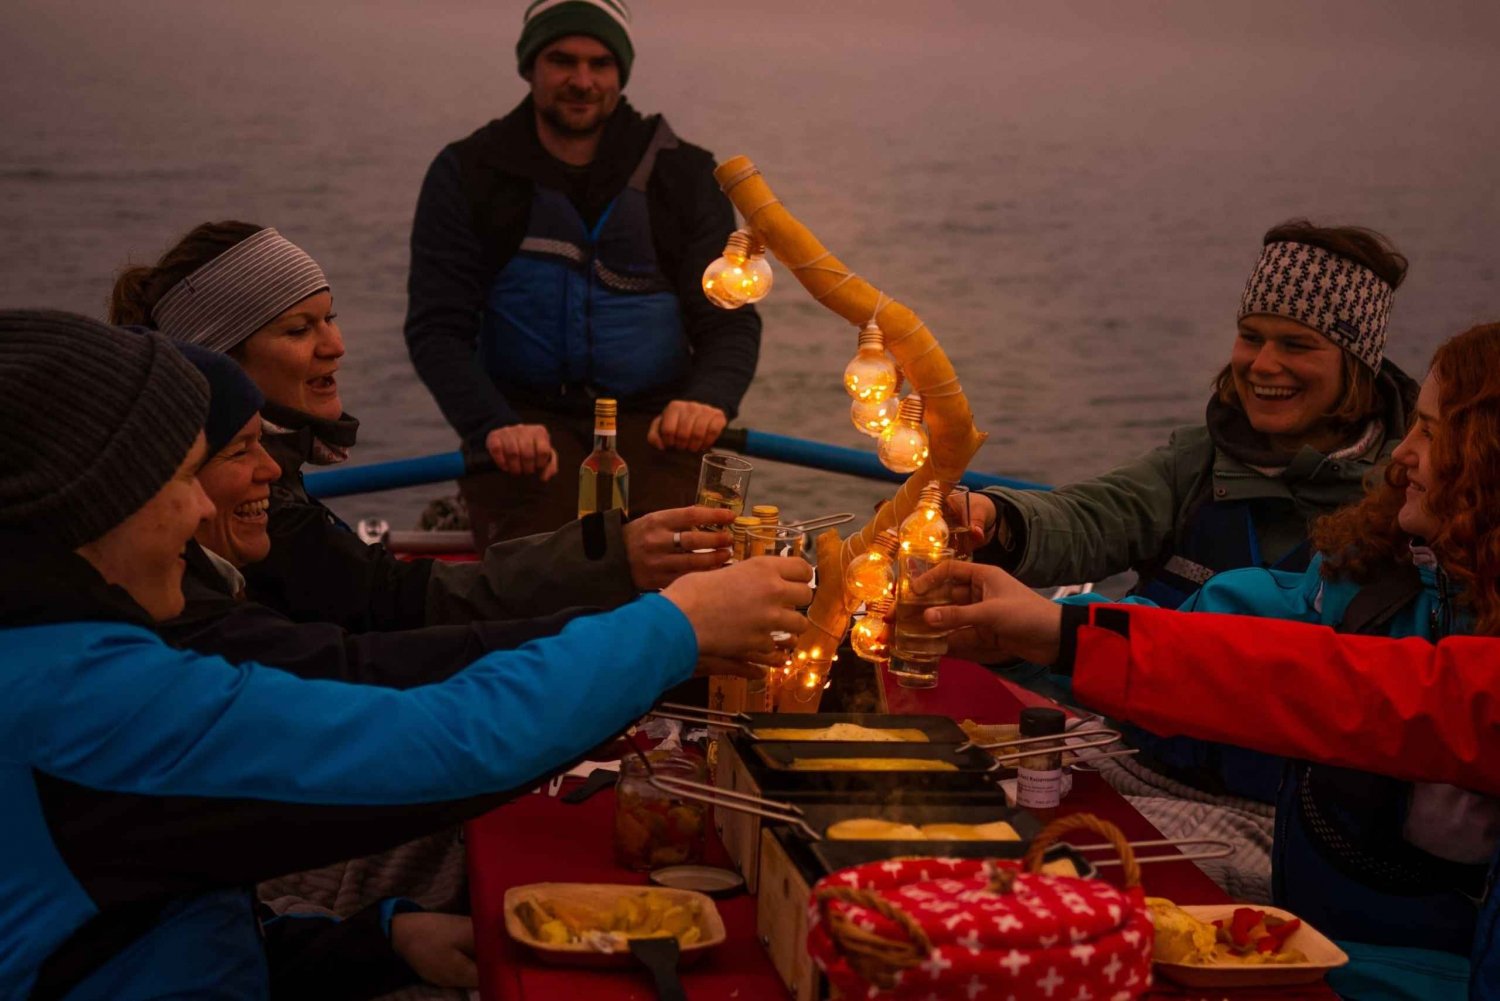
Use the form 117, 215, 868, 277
1016, 707, 1067, 820
613, 751, 709, 871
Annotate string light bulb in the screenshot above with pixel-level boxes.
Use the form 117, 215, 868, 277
701, 229, 772, 308
899, 481, 951, 555
849, 596, 894, 662
850, 395, 897, 438
877, 394, 930, 473
843, 528, 900, 610
842, 322, 899, 403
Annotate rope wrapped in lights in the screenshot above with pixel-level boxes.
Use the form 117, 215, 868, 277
713, 155, 987, 710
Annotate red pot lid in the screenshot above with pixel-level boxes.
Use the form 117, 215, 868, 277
809, 857, 1154, 1000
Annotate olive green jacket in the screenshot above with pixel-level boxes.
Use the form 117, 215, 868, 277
981, 363, 1418, 588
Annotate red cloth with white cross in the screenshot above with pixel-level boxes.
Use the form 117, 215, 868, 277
808, 857, 1154, 1000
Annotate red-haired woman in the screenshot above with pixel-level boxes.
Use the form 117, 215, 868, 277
920, 323, 1500, 999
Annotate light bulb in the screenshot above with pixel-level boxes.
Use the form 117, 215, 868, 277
850, 598, 894, 662
843, 528, 900, 609
877, 395, 930, 474
701, 229, 773, 309
851, 396, 897, 438
899, 481, 951, 554
843, 323, 899, 403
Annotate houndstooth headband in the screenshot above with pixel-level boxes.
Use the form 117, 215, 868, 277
152, 228, 329, 354
1238, 241, 1394, 370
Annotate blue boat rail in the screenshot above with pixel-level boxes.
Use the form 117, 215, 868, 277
303, 426, 1051, 501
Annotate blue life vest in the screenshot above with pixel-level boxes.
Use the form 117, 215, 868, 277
1124, 498, 1310, 803
479, 118, 690, 403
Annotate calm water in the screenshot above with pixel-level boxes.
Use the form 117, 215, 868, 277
3, 1, 1496, 529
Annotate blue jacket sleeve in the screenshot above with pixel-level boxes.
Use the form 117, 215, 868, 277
7, 595, 695, 806
1056, 556, 1328, 625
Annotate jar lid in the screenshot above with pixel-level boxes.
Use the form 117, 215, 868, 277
648, 864, 745, 898
1019, 706, 1066, 737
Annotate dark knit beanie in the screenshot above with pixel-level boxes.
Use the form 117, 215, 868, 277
0, 310, 209, 548
517, 0, 634, 87
136, 334, 265, 456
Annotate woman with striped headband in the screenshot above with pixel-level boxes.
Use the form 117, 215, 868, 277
111, 222, 738, 633
953, 221, 1420, 899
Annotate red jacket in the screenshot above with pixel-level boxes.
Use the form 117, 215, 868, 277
1070, 605, 1500, 798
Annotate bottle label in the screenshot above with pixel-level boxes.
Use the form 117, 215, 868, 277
1016, 767, 1062, 809
595, 416, 617, 435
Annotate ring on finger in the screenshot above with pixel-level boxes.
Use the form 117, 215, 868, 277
672, 530, 685, 553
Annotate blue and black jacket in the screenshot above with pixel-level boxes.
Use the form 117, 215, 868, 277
0, 531, 696, 999
404, 96, 761, 452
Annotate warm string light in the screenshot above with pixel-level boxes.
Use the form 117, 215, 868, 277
850, 395, 898, 437
849, 595, 895, 662
843, 528, 900, 610
702, 229, 773, 308
842, 322, 900, 404
898, 481, 951, 554
877, 394, 931, 473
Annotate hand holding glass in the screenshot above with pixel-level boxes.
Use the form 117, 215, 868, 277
890, 547, 956, 688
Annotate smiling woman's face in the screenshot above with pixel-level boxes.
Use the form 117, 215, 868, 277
1230, 314, 1346, 449
1392, 373, 1441, 540
236, 291, 344, 420
194, 415, 281, 567
75, 434, 215, 621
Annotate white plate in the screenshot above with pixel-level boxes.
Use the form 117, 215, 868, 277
1154, 904, 1349, 989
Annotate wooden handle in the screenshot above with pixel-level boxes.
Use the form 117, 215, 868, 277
813, 884, 933, 988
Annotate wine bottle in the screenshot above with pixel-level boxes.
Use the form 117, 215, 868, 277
578, 398, 629, 518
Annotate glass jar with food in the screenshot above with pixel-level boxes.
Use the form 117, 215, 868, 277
613, 751, 709, 871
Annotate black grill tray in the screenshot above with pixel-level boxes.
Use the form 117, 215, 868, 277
738, 738, 1001, 800
741, 713, 967, 744
769, 819, 1095, 883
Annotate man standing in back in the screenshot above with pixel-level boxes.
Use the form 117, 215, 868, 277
405, 0, 761, 544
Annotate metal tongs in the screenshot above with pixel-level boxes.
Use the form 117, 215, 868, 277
645, 773, 1234, 867
783, 512, 857, 533
648, 702, 756, 736
649, 773, 822, 841
963, 727, 1129, 768
1077, 837, 1235, 868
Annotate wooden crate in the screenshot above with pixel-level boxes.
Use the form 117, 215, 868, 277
756, 827, 823, 1001
711, 733, 766, 891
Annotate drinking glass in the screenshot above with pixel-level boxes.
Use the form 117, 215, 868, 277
889, 547, 956, 688
745, 525, 807, 559
948, 485, 974, 561
745, 525, 809, 671
695, 453, 753, 530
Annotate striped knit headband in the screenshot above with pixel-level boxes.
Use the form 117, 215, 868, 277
1238, 241, 1394, 370
152, 228, 329, 354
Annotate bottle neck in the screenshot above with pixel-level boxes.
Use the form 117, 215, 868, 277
592, 429, 617, 452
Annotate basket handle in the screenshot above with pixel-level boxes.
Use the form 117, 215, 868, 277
1023, 813, 1141, 888
812, 885, 934, 989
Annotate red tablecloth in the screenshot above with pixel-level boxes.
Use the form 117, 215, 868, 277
468, 658, 1336, 1000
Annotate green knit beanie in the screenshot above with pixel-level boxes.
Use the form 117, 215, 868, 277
517, 0, 634, 87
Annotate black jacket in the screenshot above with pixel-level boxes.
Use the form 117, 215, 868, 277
403, 96, 762, 449
243, 411, 641, 632
168, 540, 592, 687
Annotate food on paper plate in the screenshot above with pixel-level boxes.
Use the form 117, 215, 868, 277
753, 723, 929, 742
787, 757, 958, 772
1148, 899, 1309, 965
513, 890, 706, 951
825, 818, 1020, 841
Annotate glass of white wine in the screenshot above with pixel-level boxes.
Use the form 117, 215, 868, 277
695, 453, 753, 530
